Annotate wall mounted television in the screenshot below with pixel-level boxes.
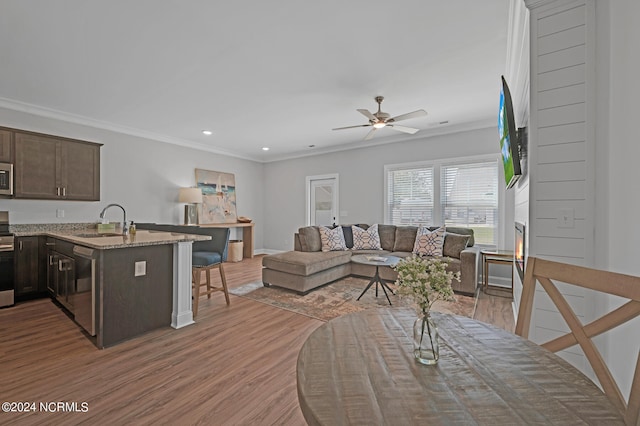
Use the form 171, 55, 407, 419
498, 75, 522, 189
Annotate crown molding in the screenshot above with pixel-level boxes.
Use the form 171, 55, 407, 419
0, 96, 495, 165
0, 96, 262, 162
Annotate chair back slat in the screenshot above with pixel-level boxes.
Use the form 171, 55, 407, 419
516, 256, 640, 425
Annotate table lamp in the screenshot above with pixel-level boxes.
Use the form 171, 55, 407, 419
179, 187, 203, 225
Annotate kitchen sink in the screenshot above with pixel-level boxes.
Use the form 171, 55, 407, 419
73, 232, 122, 238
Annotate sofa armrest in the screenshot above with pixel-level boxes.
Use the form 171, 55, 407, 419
458, 247, 479, 295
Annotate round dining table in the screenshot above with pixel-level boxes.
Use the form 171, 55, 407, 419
296, 308, 624, 425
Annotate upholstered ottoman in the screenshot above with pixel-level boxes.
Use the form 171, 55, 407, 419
262, 250, 352, 294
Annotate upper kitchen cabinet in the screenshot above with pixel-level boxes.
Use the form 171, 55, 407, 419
0, 130, 12, 162
14, 131, 102, 200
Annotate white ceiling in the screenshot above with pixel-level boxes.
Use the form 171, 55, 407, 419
0, 1, 510, 163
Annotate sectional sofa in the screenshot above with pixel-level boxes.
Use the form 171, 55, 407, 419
262, 224, 479, 296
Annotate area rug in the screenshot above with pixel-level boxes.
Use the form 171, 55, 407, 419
229, 276, 477, 322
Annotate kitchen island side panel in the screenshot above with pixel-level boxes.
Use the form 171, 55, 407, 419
99, 244, 173, 348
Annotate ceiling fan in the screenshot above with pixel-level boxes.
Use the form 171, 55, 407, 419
332, 96, 427, 140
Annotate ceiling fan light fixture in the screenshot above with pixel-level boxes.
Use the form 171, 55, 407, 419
333, 96, 427, 140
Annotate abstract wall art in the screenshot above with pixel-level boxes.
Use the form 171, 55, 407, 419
195, 168, 238, 224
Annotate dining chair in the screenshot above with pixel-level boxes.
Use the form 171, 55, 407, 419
515, 256, 640, 425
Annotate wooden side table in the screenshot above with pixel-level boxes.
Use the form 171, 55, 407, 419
481, 249, 514, 297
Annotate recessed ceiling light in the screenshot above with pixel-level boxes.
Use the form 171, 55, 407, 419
262, 147, 270, 151
308, 144, 316, 148
202, 130, 213, 135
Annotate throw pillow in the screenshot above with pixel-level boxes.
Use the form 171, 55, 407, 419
442, 233, 471, 259
352, 224, 383, 250
341, 225, 354, 249
413, 226, 446, 257
318, 226, 347, 252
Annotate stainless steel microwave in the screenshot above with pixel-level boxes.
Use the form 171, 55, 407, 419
0, 163, 13, 196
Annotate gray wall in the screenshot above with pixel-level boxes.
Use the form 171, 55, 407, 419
263, 126, 501, 252
0, 107, 265, 249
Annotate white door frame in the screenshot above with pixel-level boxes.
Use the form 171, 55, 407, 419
305, 174, 339, 226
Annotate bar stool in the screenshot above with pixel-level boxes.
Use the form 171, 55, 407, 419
191, 227, 231, 317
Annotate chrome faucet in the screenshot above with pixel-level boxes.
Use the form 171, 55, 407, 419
99, 203, 129, 235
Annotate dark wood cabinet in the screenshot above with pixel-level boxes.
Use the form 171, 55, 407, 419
13, 131, 101, 200
0, 130, 12, 163
15, 236, 45, 298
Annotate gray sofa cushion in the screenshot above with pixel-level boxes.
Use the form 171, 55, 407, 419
298, 226, 322, 252
393, 226, 418, 252
377, 224, 396, 251
262, 250, 351, 276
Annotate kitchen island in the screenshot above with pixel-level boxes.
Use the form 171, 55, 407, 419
41, 229, 209, 348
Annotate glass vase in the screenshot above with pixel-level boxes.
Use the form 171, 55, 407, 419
413, 313, 439, 365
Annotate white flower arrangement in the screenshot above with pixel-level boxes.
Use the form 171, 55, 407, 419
393, 255, 460, 316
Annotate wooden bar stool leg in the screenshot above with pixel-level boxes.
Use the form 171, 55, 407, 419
192, 269, 200, 317
206, 268, 212, 299
219, 263, 230, 305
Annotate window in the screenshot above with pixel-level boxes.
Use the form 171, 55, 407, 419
386, 167, 434, 226
385, 157, 498, 246
440, 162, 498, 245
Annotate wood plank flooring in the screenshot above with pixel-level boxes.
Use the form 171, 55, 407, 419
0, 255, 514, 425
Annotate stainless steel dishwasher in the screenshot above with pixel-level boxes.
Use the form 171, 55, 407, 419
72, 245, 96, 336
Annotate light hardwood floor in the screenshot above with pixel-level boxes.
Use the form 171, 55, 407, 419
0, 255, 514, 425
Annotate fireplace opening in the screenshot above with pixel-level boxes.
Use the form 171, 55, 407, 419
515, 222, 525, 281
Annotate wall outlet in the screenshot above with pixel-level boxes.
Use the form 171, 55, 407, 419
134, 261, 146, 277
56, 209, 65, 218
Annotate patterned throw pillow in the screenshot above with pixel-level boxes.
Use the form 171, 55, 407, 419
352, 224, 382, 250
318, 226, 348, 252
413, 226, 446, 257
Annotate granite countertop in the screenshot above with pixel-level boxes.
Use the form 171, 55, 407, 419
46, 230, 210, 250
10, 223, 210, 250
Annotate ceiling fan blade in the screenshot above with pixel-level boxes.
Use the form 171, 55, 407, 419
388, 124, 419, 135
332, 124, 372, 131
363, 128, 377, 141
357, 109, 377, 121
389, 109, 427, 122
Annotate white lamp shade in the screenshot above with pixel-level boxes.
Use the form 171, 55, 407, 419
179, 187, 203, 203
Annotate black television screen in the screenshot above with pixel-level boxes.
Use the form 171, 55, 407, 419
498, 76, 522, 189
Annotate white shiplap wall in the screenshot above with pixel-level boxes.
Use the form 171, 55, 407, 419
525, 0, 595, 371
507, 0, 530, 317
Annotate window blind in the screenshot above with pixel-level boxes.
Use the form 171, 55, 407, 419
441, 161, 498, 245
386, 167, 434, 226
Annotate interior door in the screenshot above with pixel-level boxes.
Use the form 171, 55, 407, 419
307, 175, 338, 226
